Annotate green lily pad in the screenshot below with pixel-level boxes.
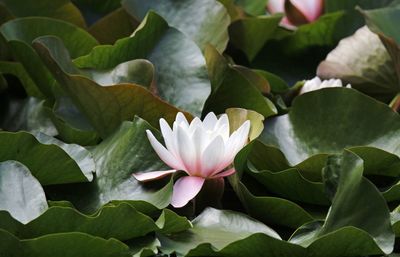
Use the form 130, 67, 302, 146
0, 97, 58, 136
74, 11, 211, 116
317, 26, 398, 101
233, 0, 267, 16
0, 0, 86, 28
0, 201, 190, 241
159, 207, 285, 256
122, 0, 230, 52
290, 151, 394, 255
0, 161, 48, 224
229, 14, 282, 61
203, 45, 277, 118
0, 61, 42, 98
51, 96, 99, 145
33, 35, 186, 138
0, 229, 131, 257
88, 8, 139, 45
46, 118, 174, 214
361, 4, 400, 87
260, 88, 400, 165
0, 131, 93, 185
229, 144, 316, 228
0, 17, 98, 98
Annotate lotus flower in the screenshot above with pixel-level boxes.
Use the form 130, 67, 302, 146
267, 0, 324, 29
134, 112, 250, 208
300, 76, 351, 94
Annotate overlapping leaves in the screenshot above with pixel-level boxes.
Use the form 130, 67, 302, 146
1, 0, 400, 256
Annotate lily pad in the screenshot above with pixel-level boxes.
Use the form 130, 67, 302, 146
74, 11, 211, 116
290, 151, 394, 255
0, 161, 48, 224
317, 26, 398, 101
0, 229, 131, 257
0, 0, 86, 27
260, 88, 400, 165
45, 118, 174, 213
33, 35, 187, 138
0, 131, 93, 185
159, 207, 285, 256
0, 17, 98, 98
122, 0, 230, 52
203, 45, 277, 118
0, 202, 190, 241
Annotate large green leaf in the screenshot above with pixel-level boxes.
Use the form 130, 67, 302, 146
0, 161, 48, 224
0, 229, 131, 257
0, 202, 189, 241
50, 97, 99, 145
159, 207, 291, 256
324, 0, 393, 13
246, 140, 400, 204
233, 0, 267, 16
0, 61, 42, 98
88, 8, 139, 44
317, 26, 398, 101
0, 17, 98, 98
203, 45, 277, 118
362, 5, 400, 86
46, 118, 174, 213
0, 97, 58, 136
229, 144, 316, 228
290, 151, 394, 255
0, 0, 86, 27
74, 12, 210, 116
260, 88, 400, 165
122, 0, 230, 52
0, 131, 93, 185
33, 35, 187, 138
229, 14, 282, 61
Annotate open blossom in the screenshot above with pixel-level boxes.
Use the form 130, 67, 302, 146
267, 0, 324, 29
300, 76, 351, 94
134, 112, 250, 208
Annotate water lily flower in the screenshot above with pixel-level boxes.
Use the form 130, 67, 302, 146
267, 0, 324, 29
134, 112, 250, 208
300, 76, 351, 94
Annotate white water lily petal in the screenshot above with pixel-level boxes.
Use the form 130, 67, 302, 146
216, 120, 250, 173
133, 170, 177, 182
191, 126, 205, 174
176, 124, 196, 173
203, 112, 218, 130
139, 112, 251, 208
159, 119, 176, 154
201, 135, 225, 177
300, 76, 350, 94
188, 117, 202, 135
146, 130, 181, 170
171, 176, 205, 208
211, 168, 236, 178
176, 112, 189, 128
